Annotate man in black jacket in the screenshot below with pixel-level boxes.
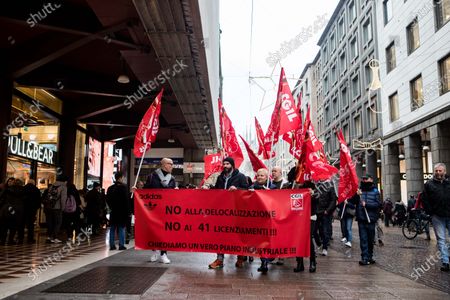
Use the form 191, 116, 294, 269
207, 157, 248, 269
107, 172, 129, 250
21, 180, 41, 243
316, 179, 337, 256
422, 163, 450, 272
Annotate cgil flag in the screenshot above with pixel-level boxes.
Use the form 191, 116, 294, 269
296, 106, 338, 183
133, 89, 163, 158
263, 67, 301, 155
337, 129, 359, 203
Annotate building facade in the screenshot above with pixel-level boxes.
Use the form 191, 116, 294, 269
376, 0, 450, 202
315, 0, 383, 183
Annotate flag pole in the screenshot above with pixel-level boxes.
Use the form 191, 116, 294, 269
132, 109, 156, 192
266, 132, 275, 188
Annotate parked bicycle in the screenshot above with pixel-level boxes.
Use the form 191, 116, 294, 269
402, 209, 432, 240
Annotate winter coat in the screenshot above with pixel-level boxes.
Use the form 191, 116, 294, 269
353, 186, 381, 223
214, 169, 248, 190
421, 177, 450, 218
51, 181, 67, 211
23, 183, 41, 215
106, 182, 129, 226
315, 182, 337, 215
145, 169, 176, 189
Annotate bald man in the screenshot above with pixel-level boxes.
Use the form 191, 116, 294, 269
271, 166, 288, 190
145, 158, 177, 264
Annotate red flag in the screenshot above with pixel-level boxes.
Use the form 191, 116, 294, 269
255, 117, 272, 159
264, 68, 301, 153
296, 106, 337, 183
239, 135, 267, 173
283, 91, 303, 159
133, 89, 163, 158
337, 129, 359, 203
200, 152, 223, 186
218, 98, 244, 168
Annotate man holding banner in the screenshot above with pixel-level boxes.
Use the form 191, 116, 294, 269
145, 158, 177, 264
206, 157, 249, 269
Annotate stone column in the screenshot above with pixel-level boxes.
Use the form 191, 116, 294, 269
404, 134, 424, 197
382, 143, 401, 201
430, 122, 450, 170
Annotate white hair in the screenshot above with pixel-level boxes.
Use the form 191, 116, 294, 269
434, 163, 447, 171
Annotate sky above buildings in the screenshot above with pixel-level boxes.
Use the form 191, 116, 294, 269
220, 0, 340, 137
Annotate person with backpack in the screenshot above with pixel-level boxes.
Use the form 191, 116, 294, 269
45, 174, 68, 243
63, 183, 81, 242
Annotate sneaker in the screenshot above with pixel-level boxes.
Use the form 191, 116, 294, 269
150, 251, 158, 262
235, 256, 244, 268
119, 246, 127, 250
369, 259, 376, 264
275, 258, 284, 265
160, 253, 171, 264
440, 263, 449, 272
344, 241, 352, 248
110, 246, 117, 250
52, 238, 62, 243
208, 259, 224, 269
321, 249, 328, 256
46, 237, 52, 244
341, 237, 347, 243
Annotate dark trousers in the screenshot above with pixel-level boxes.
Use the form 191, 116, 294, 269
318, 214, 332, 250
358, 221, 376, 261
296, 220, 317, 262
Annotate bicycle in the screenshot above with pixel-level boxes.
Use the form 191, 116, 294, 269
402, 209, 432, 240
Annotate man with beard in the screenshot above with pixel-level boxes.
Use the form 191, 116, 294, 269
351, 174, 381, 266
206, 157, 248, 269
422, 163, 450, 272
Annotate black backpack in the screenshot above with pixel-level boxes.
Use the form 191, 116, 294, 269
43, 185, 59, 209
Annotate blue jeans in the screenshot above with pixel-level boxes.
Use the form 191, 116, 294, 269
344, 217, 353, 242
358, 221, 375, 261
109, 224, 125, 248
431, 215, 450, 264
